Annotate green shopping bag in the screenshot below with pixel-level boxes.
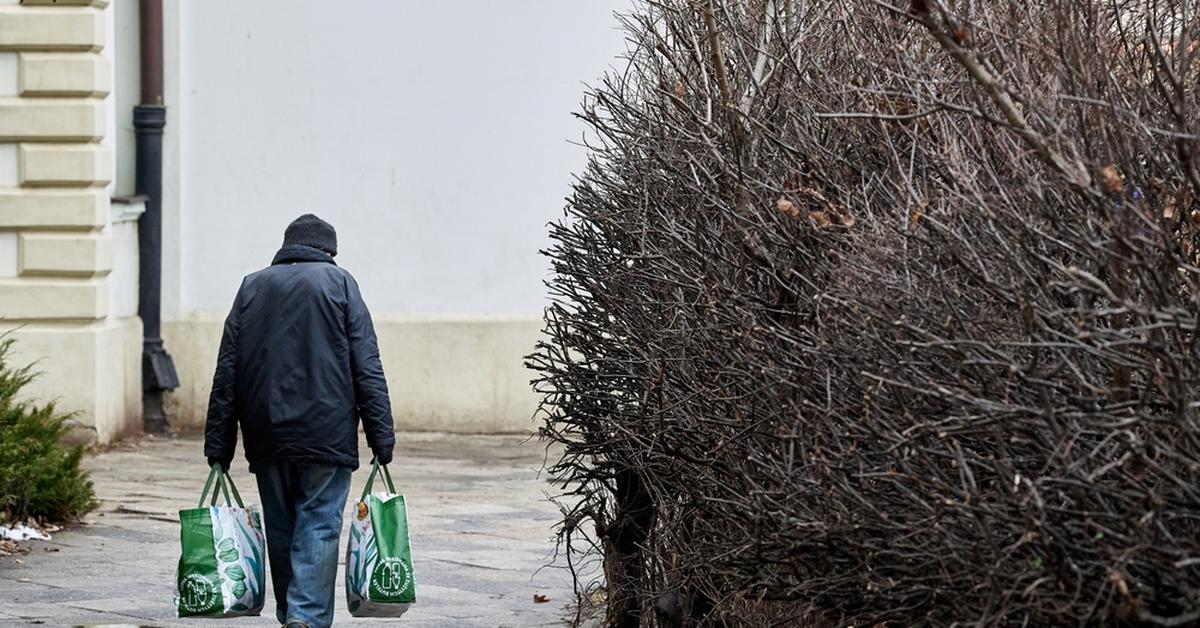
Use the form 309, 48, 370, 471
346, 459, 416, 617
174, 465, 266, 618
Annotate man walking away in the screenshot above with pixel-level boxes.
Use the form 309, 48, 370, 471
204, 214, 395, 628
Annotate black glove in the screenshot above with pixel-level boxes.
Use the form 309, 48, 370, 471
207, 456, 230, 472
373, 447, 393, 466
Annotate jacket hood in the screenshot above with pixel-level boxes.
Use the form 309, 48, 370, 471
272, 244, 337, 266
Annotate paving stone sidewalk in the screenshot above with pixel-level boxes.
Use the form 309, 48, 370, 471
0, 431, 575, 627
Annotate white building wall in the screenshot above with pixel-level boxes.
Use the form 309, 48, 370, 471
161, 1, 629, 432
176, 1, 627, 316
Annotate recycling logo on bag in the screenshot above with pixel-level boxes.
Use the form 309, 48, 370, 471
178, 573, 220, 614
369, 557, 413, 600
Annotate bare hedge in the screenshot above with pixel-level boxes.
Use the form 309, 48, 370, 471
529, 1, 1200, 625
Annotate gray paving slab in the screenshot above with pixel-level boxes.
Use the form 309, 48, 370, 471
0, 431, 577, 627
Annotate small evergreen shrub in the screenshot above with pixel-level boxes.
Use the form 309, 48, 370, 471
0, 335, 97, 522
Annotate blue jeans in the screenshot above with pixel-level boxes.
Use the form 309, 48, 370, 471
256, 462, 352, 628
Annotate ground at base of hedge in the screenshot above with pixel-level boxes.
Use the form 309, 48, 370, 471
0, 431, 572, 627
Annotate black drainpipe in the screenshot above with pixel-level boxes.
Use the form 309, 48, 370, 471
135, 0, 178, 433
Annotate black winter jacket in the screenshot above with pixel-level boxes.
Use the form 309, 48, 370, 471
203, 245, 395, 472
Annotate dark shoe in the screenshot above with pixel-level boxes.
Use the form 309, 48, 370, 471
284, 623, 310, 628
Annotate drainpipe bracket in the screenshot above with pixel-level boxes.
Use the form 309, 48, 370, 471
111, 195, 148, 224
133, 104, 166, 133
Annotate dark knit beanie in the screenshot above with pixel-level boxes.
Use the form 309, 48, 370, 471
283, 214, 337, 256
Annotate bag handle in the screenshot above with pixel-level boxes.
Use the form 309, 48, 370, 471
198, 465, 219, 507
358, 457, 397, 502
198, 463, 246, 508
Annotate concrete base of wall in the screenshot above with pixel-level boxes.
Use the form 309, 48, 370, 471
1, 316, 142, 445
162, 316, 543, 434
